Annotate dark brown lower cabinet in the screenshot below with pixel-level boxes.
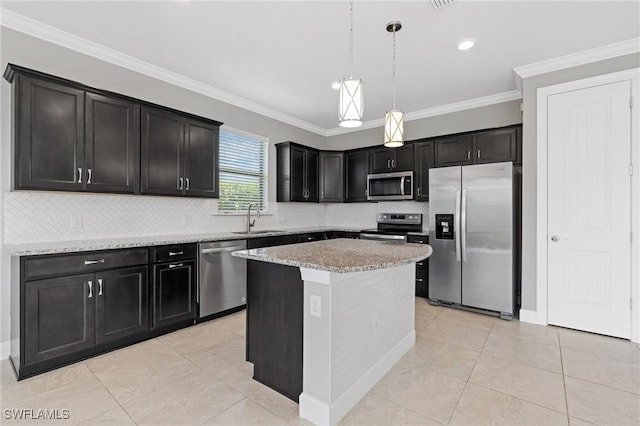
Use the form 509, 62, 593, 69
246, 260, 303, 402
95, 266, 148, 344
24, 274, 95, 365
408, 235, 429, 298
152, 260, 196, 329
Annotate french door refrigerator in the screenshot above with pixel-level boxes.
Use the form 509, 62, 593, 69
428, 162, 516, 319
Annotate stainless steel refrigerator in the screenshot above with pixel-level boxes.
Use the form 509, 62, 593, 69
428, 162, 517, 319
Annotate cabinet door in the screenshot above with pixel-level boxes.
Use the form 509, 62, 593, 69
305, 149, 319, 202
392, 145, 414, 171
85, 92, 140, 194
290, 146, 307, 202
141, 107, 184, 196
153, 260, 196, 329
184, 118, 219, 198
319, 152, 344, 202
414, 141, 434, 201
24, 274, 95, 364
95, 266, 148, 345
369, 148, 393, 173
473, 128, 518, 164
345, 150, 369, 202
435, 135, 474, 167
17, 76, 85, 191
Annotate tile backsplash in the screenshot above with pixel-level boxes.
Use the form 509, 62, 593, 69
2, 191, 428, 244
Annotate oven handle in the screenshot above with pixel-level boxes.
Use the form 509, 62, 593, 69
360, 233, 407, 241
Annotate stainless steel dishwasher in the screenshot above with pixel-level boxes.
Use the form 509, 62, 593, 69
198, 240, 247, 320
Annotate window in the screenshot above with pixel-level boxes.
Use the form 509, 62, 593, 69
218, 128, 268, 213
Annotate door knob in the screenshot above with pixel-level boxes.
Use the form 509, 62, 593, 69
551, 235, 560, 242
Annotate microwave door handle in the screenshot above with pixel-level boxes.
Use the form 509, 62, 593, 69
400, 176, 405, 196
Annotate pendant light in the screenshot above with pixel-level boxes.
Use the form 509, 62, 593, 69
384, 21, 404, 147
338, 0, 363, 128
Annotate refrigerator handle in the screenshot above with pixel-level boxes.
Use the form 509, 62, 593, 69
455, 189, 462, 262
461, 188, 468, 262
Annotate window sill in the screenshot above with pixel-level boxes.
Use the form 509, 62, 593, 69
211, 211, 274, 217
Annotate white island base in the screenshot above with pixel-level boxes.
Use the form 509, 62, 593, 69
298, 263, 416, 425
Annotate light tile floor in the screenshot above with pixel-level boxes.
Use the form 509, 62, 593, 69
1, 299, 639, 425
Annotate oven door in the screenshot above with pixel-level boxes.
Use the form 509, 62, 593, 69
367, 172, 413, 201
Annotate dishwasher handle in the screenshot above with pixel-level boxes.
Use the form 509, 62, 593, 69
201, 246, 246, 254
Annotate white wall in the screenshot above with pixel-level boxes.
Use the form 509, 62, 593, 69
520, 53, 640, 312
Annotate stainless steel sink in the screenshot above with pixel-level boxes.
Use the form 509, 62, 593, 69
232, 230, 281, 235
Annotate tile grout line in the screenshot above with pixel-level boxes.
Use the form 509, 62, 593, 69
470, 382, 569, 418
557, 337, 571, 426
83, 363, 139, 425
444, 319, 496, 424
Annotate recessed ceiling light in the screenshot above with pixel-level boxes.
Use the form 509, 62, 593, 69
457, 38, 476, 51
331, 81, 341, 90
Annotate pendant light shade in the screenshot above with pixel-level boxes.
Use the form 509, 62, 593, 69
384, 109, 404, 147
339, 77, 364, 128
338, 0, 363, 128
383, 21, 404, 147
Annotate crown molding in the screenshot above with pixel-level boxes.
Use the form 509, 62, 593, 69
325, 90, 523, 137
0, 8, 328, 136
513, 37, 640, 90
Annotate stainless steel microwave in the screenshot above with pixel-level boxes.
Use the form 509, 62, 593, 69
367, 171, 414, 201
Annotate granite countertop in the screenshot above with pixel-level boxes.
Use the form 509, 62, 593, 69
2, 227, 364, 256
231, 238, 432, 273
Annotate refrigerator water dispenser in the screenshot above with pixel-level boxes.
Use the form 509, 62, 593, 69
435, 214, 454, 240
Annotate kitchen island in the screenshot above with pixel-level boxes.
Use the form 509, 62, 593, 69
232, 238, 432, 425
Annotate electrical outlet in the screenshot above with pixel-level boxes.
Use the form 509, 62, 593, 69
310, 295, 321, 318
70, 214, 83, 229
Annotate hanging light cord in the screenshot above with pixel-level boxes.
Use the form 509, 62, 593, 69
349, 0, 354, 78
392, 25, 397, 110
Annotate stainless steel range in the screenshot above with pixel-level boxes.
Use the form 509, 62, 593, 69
360, 213, 423, 242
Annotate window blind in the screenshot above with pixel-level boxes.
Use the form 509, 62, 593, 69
218, 129, 268, 212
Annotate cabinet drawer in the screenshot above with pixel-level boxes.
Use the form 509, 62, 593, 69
407, 235, 429, 244
151, 244, 197, 263
24, 249, 148, 281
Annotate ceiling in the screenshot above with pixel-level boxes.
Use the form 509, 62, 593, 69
1, 1, 639, 135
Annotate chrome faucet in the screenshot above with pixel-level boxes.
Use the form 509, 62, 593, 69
246, 203, 261, 233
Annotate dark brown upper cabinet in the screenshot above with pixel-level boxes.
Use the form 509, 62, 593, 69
276, 142, 319, 202
319, 151, 344, 202
434, 126, 520, 167
10, 71, 139, 194
434, 135, 474, 167
413, 140, 435, 201
473, 127, 518, 164
5, 64, 221, 198
344, 149, 369, 202
369, 145, 413, 174
141, 106, 219, 198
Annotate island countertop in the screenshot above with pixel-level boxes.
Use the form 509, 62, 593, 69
231, 238, 432, 273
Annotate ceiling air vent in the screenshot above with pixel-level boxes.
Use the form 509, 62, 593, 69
427, 0, 455, 11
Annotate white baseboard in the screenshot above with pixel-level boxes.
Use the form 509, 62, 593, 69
300, 330, 416, 425
1, 340, 9, 360
519, 309, 546, 325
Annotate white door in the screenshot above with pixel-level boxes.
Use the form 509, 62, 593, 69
547, 80, 632, 338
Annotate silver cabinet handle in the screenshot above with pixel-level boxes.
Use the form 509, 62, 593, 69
169, 263, 184, 268
87, 168, 92, 184
84, 259, 105, 265
392, 159, 395, 168
416, 262, 424, 266
416, 278, 424, 282
169, 251, 184, 256
179, 178, 184, 190
387, 159, 391, 168
87, 280, 93, 298
455, 189, 462, 262
78, 167, 83, 184
413, 240, 425, 244
551, 235, 560, 242
477, 150, 481, 159
186, 178, 190, 190
98, 278, 103, 296
417, 187, 421, 197
467, 151, 471, 160
321, 190, 324, 198
461, 188, 468, 262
